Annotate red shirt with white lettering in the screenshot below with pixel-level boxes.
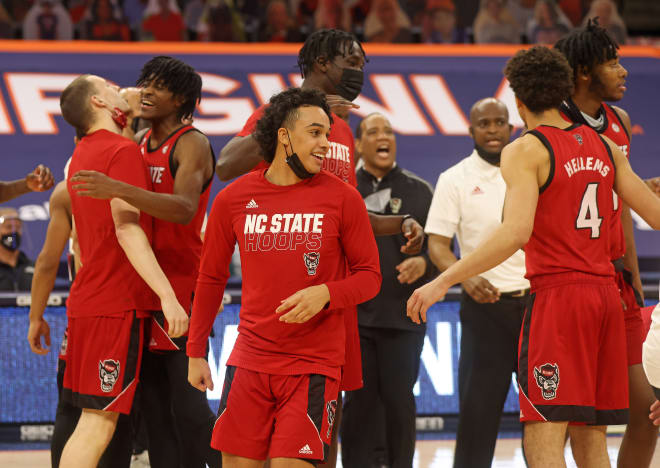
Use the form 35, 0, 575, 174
237, 105, 357, 187
524, 124, 615, 281
67, 130, 158, 317
139, 125, 214, 310
187, 169, 381, 380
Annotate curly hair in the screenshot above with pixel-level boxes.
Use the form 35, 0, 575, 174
504, 46, 574, 114
554, 18, 619, 82
297, 29, 367, 78
136, 56, 202, 120
254, 88, 333, 163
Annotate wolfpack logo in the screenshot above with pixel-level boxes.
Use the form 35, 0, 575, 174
611, 123, 620, 133
99, 359, 120, 393
534, 363, 559, 400
162, 144, 169, 154
389, 198, 402, 214
303, 252, 320, 275
326, 400, 337, 438
574, 133, 583, 145
150, 166, 165, 184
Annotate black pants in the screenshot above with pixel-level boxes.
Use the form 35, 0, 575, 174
341, 326, 424, 468
453, 292, 526, 468
51, 359, 133, 468
139, 334, 221, 468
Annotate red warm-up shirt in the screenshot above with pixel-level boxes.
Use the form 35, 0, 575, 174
187, 169, 381, 379
66, 130, 158, 317
238, 105, 357, 187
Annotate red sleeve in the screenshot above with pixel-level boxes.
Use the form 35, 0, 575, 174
325, 185, 381, 309
187, 190, 236, 357
236, 105, 267, 137
108, 143, 149, 190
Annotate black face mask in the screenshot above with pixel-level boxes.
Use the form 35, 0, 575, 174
475, 144, 501, 166
284, 131, 315, 180
334, 67, 364, 102
1, 232, 21, 252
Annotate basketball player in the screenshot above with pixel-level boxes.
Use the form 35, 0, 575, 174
0, 164, 54, 202
57, 74, 188, 468
187, 87, 381, 467
70, 57, 218, 468
554, 21, 659, 467
215, 30, 422, 466
408, 46, 660, 467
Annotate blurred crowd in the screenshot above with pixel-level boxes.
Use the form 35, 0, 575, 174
0, 0, 657, 45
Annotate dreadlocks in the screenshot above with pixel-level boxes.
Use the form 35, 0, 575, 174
136, 56, 202, 120
297, 29, 367, 78
554, 18, 619, 82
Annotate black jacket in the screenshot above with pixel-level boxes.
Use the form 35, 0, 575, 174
0, 251, 34, 291
356, 165, 436, 332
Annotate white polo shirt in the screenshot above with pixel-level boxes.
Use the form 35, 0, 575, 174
425, 150, 529, 292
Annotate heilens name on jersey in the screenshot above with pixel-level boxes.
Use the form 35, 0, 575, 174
563, 156, 611, 178
243, 213, 324, 252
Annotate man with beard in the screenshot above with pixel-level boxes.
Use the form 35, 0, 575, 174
425, 98, 529, 467
555, 21, 658, 468
214, 28, 423, 468
70, 57, 218, 468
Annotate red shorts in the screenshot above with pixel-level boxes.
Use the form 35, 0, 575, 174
518, 273, 629, 425
147, 310, 184, 352
212, 366, 339, 463
341, 306, 362, 391
62, 311, 144, 414
615, 269, 645, 366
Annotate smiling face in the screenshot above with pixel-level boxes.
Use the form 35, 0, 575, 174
280, 105, 331, 175
588, 56, 628, 102
469, 99, 511, 154
139, 77, 183, 121
357, 113, 396, 178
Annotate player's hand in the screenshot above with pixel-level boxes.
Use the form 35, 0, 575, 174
401, 217, 424, 255
27, 318, 51, 355
396, 256, 427, 284
645, 177, 660, 197
326, 94, 359, 121
649, 399, 660, 425
26, 165, 54, 192
407, 277, 448, 324
70, 170, 123, 199
276, 284, 331, 324
188, 357, 214, 392
462, 276, 500, 303
161, 296, 189, 338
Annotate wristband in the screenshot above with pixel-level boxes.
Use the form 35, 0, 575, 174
401, 214, 414, 230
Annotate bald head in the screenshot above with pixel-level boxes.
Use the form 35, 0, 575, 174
469, 97, 512, 155
0, 208, 21, 236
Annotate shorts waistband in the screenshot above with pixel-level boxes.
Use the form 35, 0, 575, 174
530, 272, 613, 290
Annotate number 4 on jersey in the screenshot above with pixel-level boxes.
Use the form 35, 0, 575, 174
576, 183, 602, 239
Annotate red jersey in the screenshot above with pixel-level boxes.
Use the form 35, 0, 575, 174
139, 126, 214, 310
67, 130, 158, 317
187, 170, 381, 380
524, 124, 616, 281
560, 100, 631, 260
237, 105, 358, 187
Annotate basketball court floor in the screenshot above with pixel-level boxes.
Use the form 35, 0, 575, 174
3, 435, 660, 467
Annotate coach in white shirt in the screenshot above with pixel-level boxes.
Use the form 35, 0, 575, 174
425, 98, 528, 468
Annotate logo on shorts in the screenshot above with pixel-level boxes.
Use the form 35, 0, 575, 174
99, 359, 120, 393
534, 363, 560, 400
326, 399, 337, 438
303, 252, 320, 276
299, 444, 313, 455
574, 134, 583, 145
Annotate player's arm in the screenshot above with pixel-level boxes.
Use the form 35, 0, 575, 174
607, 137, 660, 231
27, 182, 71, 355
407, 136, 542, 324
215, 134, 264, 181
277, 187, 382, 324
369, 213, 424, 254
111, 199, 188, 337
187, 191, 235, 391
71, 132, 212, 224
0, 164, 54, 202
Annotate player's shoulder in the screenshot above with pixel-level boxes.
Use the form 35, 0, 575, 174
316, 170, 359, 195
502, 132, 549, 166
178, 126, 211, 148
609, 104, 632, 133
50, 180, 70, 207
